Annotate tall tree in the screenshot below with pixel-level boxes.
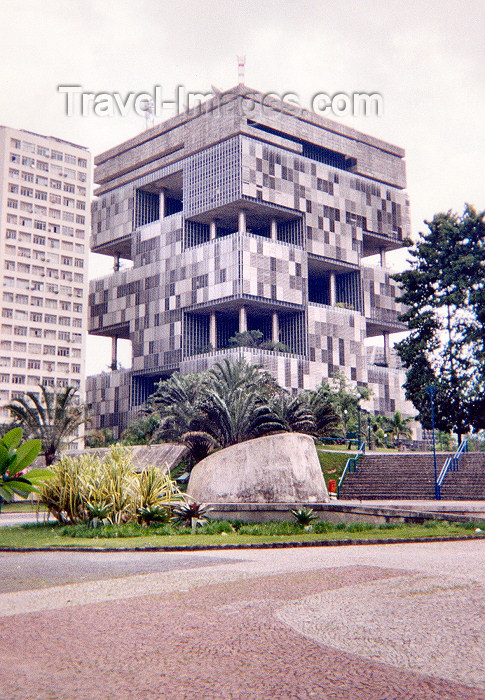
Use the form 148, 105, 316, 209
393, 205, 485, 439
6, 385, 87, 465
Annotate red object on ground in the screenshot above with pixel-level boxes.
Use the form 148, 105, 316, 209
328, 479, 337, 493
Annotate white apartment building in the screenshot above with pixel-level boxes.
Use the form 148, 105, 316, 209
0, 126, 91, 424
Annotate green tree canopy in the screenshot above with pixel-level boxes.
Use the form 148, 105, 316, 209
6, 385, 87, 465
393, 205, 485, 438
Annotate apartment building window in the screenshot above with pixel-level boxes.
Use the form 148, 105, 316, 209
4, 261, 15, 271
28, 359, 41, 370
65, 154, 76, 165
43, 361, 55, 371
63, 197, 74, 208
15, 294, 28, 305
33, 235, 46, 245
11, 138, 21, 149
75, 215, 85, 225
58, 331, 70, 341
63, 212, 75, 222
44, 314, 57, 324
72, 333, 82, 343
9, 168, 20, 178
77, 158, 87, 168
0, 374, 10, 383
43, 377, 55, 386
37, 161, 49, 171
51, 150, 63, 161
17, 263, 30, 274
61, 271, 72, 281
12, 358, 26, 368
75, 229, 85, 239
30, 328, 42, 338
73, 273, 83, 283
6, 230, 16, 239
0, 357, 9, 367
63, 226, 74, 237
0, 340, 11, 350
77, 186, 86, 196
19, 217, 31, 227
74, 258, 84, 268
36, 175, 48, 186
35, 190, 47, 201
77, 172, 87, 182
60, 301, 71, 311
50, 179, 61, 189
43, 345, 55, 355
7, 199, 18, 209
21, 187, 33, 197
37, 146, 49, 157
59, 316, 71, 326
2, 309, 13, 319
64, 183, 75, 193
76, 201, 86, 210
23, 142, 35, 153
31, 297, 43, 307
73, 303, 82, 313
14, 326, 27, 336
57, 347, 70, 357
34, 220, 46, 231
72, 318, 82, 328
8, 184, 19, 194
72, 364, 81, 373
45, 299, 57, 309
20, 202, 33, 213
22, 157, 34, 168
10, 154, 20, 164
30, 312, 42, 322
72, 348, 81, 358
12, 375, 25, 384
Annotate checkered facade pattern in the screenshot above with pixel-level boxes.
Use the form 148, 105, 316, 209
87, 86, 414, 436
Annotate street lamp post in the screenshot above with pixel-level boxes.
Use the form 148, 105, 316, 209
426, 386, 440, 500
357, 405, 361, 446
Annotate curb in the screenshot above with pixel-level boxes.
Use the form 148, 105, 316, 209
0, 534, 483, 553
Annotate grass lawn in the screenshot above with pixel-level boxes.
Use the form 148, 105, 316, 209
0, 520, 482, 549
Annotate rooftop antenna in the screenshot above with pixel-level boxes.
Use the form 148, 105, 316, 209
237, 55, 246, 85
140, 98, 154, 130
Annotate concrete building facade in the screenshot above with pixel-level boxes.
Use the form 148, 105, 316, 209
0, 126, 91, 426
87, 85, 414, 436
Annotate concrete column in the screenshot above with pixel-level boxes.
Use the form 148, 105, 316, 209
272, 312, 279, 344
379, 247, 387, 267
270, 218, 278, 241
114, 253, 120, 272
159, 189, 166, 219
111, 336, 118, 371
209, 311, 217, 349
238, 209, 246, 235
329, 272, 337, 306
210, 220, 217, 240
239, 305, 247, 333
383, 331, 390, 366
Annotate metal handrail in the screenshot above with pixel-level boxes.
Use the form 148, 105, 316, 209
337, 441, 366, 498
436, 439, 468, 497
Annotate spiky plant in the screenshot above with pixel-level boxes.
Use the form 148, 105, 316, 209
290, 507, 319, 526
137, 504, 171, 526
172, 500, 212, 528
86, 500, 113, 528
6, 385, 87, 465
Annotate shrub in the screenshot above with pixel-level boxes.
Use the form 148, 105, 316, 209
290, 507, 319, 526
40, 445, 183, 525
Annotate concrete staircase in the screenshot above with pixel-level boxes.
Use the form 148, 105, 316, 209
339, 452, 485, 500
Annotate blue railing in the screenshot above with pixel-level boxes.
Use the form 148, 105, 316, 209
337, 441, 366, 498
436, 439, 468, 498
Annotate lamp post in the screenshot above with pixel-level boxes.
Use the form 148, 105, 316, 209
426, 386, 440, 500
357, 405, 361, 446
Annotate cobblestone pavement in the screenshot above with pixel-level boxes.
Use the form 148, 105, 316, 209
1, 541, 484, 699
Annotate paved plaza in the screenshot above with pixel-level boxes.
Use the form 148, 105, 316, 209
1, 540, 484, 699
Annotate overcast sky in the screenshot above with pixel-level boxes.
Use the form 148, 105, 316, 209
1, 0, 484, 375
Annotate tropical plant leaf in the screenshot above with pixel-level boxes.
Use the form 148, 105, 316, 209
1, 427, 23, 450
8, 440, 42, 475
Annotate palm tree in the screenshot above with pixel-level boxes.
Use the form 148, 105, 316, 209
269, 393, 315, 434
383, 411, 414, 446
6, 385, 87, 465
